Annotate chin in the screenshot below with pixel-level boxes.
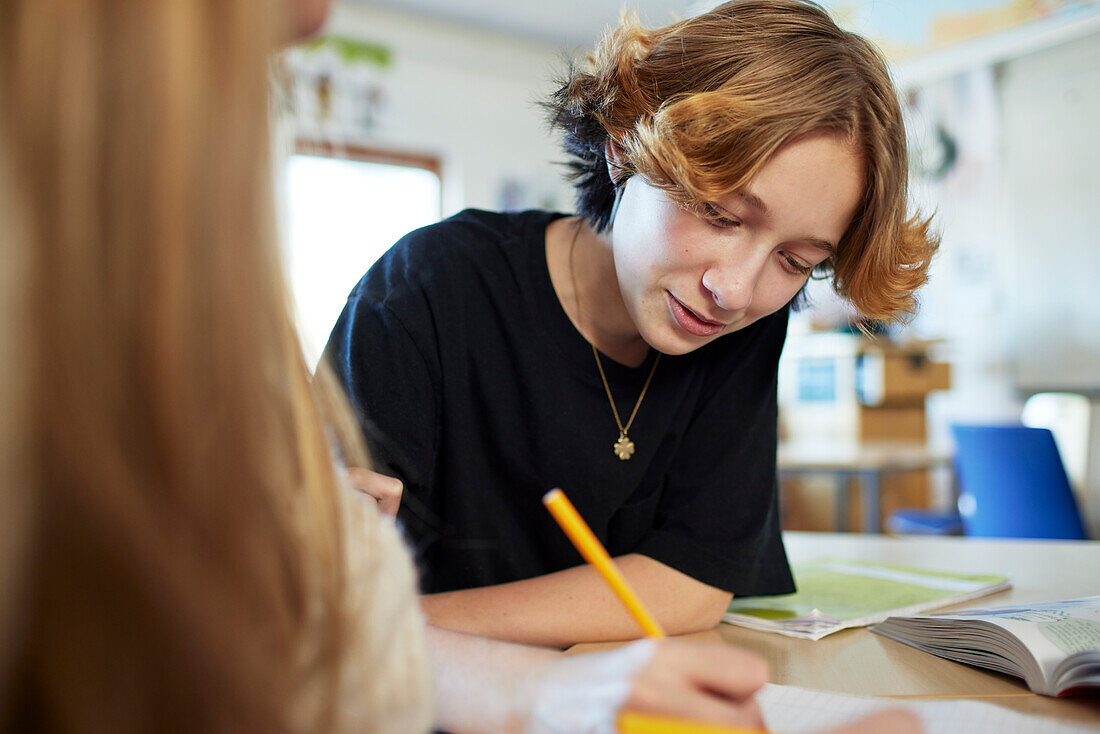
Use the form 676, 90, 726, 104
291, 0, 331, 40
642, 329, 714, 357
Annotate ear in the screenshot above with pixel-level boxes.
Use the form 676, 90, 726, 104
604, 137, 631, 187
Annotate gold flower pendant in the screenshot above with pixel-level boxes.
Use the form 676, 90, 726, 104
613, 433, 636, 460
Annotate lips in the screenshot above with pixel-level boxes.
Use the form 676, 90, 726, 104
666, 292, 725, 337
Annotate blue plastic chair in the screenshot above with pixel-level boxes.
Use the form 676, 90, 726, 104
951, 424, 1088, 540
885, 507, 963, 535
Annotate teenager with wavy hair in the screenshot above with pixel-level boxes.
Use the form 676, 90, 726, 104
550, 0, 935, 319
327, 0, 939, 649
0, 0, 920, 732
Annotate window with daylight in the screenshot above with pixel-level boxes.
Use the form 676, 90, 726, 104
283, 142, 441, 366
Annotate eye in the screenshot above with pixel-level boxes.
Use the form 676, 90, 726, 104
700, 203, 741, 229
780, 252, 813, 276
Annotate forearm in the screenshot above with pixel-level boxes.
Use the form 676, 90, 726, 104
421, 554, 732, 647
427, 626, 559, 734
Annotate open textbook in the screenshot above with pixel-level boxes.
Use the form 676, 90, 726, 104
873, 596, 1100, 696
723, 558, 1010, 640
758, 683, 1098, 734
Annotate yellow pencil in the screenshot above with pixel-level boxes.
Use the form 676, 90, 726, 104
543, 489, 771, 734
542, 488, 665, 638
617, 712, 769, 734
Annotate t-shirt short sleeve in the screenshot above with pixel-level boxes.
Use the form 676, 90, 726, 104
322, 243, 442, 496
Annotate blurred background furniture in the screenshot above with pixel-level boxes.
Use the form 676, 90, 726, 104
884, 505, 963, 535
778, 334, 951, 532
886, 392, 1096, 539
777, 440, 950, 534
951, 424, 1088, 540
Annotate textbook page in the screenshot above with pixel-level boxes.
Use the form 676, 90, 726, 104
758, 684, 1098, 734
874, 596, 1100, 695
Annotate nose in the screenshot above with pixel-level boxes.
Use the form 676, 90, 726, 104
701, 253, 765, 314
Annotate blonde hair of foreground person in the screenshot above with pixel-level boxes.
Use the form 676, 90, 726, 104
0, 0, 429, 731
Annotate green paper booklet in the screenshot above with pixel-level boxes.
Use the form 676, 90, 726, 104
723, 558, 1010, 640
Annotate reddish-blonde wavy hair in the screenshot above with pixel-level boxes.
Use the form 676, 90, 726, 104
547, 0, 938, 322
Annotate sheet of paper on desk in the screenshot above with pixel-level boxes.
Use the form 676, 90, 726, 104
723, 558, 1010, 640
758, 684, 1098, 733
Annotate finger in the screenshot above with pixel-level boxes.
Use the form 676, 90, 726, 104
662, 642, 770, 699
345, 467, 378, 492
819, 709, 921, 734
346, 467, 402, 501
623, 673, 766, 729
345, 468, 403, 517
376, 488, 402, 517
622, 686, 766, 730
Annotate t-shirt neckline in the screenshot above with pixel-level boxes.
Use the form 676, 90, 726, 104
526, 211, 659, 385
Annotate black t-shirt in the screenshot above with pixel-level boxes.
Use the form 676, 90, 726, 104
323, 209, 794, 596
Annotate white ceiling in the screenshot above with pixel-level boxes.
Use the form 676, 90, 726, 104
350, 0, 706, 48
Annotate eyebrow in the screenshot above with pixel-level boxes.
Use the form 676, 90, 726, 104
734, 190, 837, 255
805, 238, 837, 255
737, 190, 769, 216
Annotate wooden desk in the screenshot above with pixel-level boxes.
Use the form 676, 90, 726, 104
577, 532, 1100, 727
778, 440, 950, 533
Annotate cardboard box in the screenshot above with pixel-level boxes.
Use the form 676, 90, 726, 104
858, 405, 927, 441
857, 350, 952, 406
777, 332, 946, 532
779, 333, 949, 442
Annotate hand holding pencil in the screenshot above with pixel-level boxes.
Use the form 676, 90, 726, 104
543, 489, 770, 732
542, 489, 922, 734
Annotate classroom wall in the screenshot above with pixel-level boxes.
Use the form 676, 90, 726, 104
999, 31, 1100, 394
901, 27, 1100, 533
313, 3, 576, 217
891, 26, 1100, 398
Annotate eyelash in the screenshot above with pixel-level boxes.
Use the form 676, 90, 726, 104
695, 202, 813, 276
700, 203, 741, 229
781, 253, 813, 276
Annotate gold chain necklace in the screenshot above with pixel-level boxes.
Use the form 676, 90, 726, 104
568, 220, 660, 461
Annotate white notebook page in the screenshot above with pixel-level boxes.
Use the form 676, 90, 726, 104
758, 684, 1098, 734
